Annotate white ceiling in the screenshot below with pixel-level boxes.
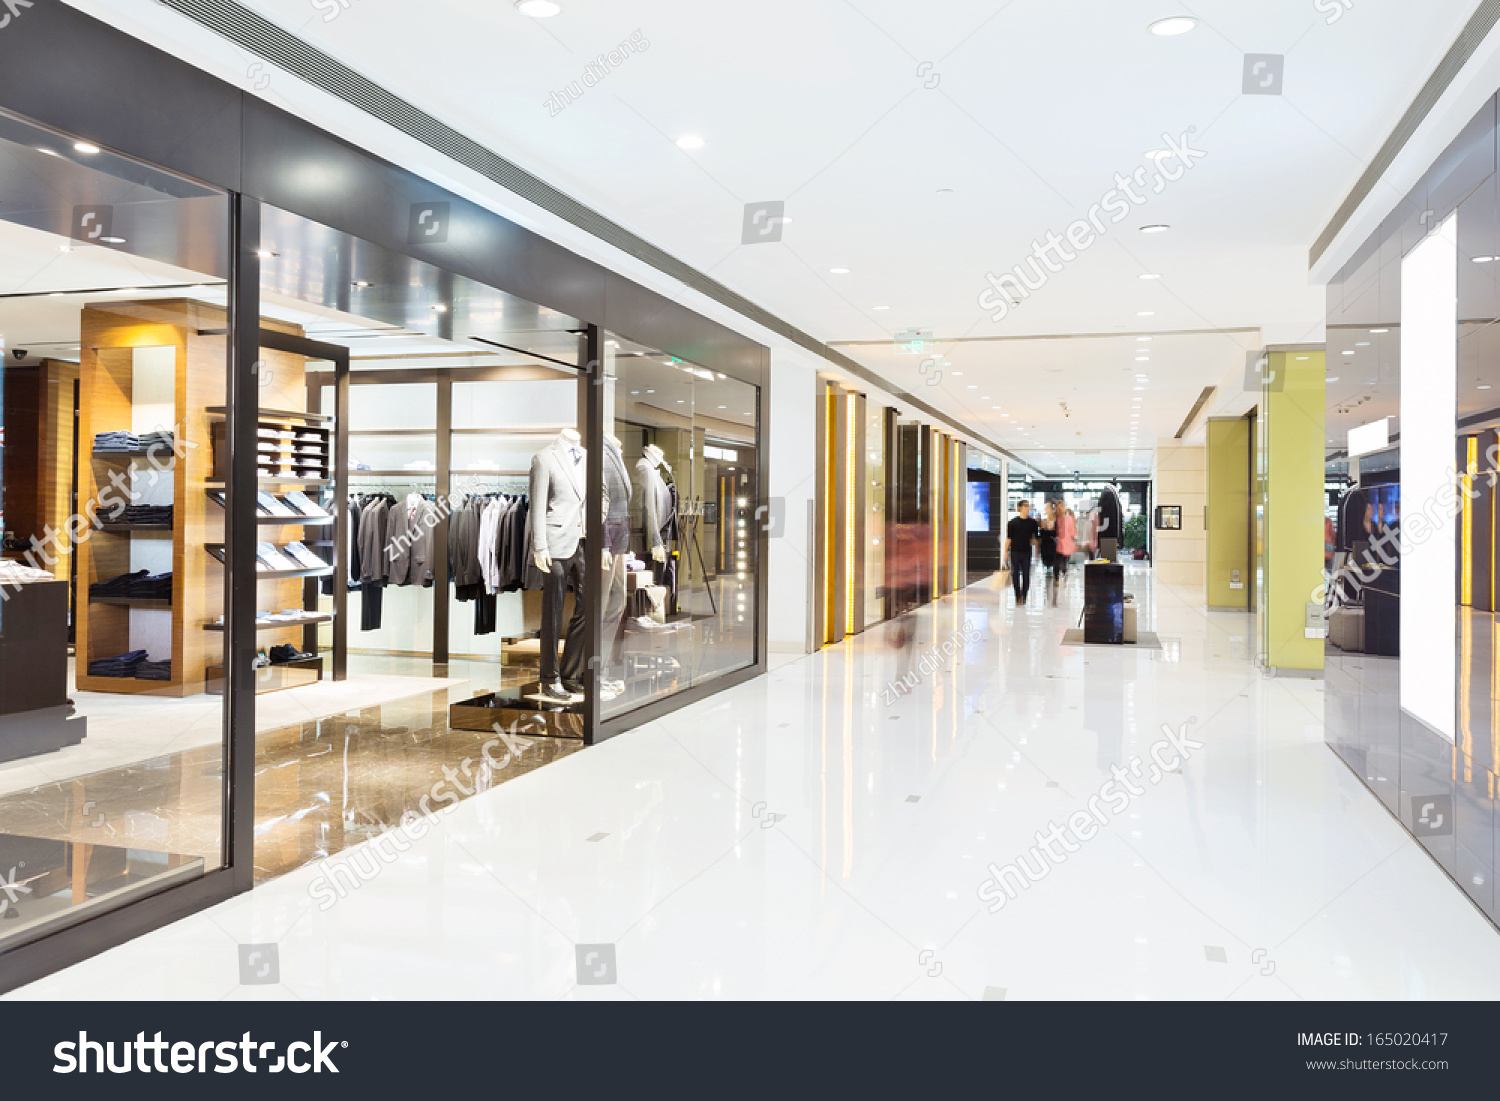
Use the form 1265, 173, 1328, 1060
73, 0, 1488, 473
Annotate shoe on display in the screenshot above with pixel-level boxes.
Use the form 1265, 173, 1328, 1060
561, 680, 585, 695
538, 679, 574, 702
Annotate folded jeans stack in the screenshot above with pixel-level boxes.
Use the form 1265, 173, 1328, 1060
89, 568, 149, 598
138, 431, 174, 452
87, 649, 147, 677
101, 504, 173, 526
135, 659, 171, 681
93, 431, 142, 453
126, 571, 172, 599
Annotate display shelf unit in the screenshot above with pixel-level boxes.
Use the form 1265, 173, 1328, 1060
202, 327, 350, 688
74, 299, 227, 697
202, 613, 333, 633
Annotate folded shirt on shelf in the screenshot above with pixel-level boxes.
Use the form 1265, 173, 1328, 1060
0, 560, 54, 584
282, 491, 327, 518
93, 431, 141, 453
256, 491, 298, 518
255, 543, 300, 572
283, 542, 327, 570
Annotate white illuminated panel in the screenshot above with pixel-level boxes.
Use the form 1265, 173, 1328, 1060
1346, 417, 1389, 458
1399, 213, 1457, 743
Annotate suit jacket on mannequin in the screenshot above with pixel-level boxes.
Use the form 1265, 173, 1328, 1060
634, 456, 673, 555
530, 437, 586, 560
603, 437, 633, 555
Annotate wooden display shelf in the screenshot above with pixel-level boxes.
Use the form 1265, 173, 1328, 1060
203, 613, 334, 632
207, 476, 332, 487
93, 522, 173, 533
88, 595, 172, 608
206, 405, 332, 424
204, 490, 334, 525
205, 544, 332, 579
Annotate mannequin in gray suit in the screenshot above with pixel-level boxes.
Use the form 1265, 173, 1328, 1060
530, 428, 587, 700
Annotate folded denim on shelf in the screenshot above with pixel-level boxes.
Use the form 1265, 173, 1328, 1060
124, 572, 172, 598
101, 504, 173, 525
134, 660, 171, 681
87, 649, 148, 677
90, 568, 149, 597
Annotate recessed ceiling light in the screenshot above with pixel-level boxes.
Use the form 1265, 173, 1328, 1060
48, 291, 64, 297
1474, 256, 1499, 263
1355, 341, 1370, 346
675, 134, 705, 150
1136, 311, 1156, 317
99, 236, 126, 244
936, 188, 955, 194
1296, 356, 1309, 361
1481, 384, 1493, 390
352, 280, 371, 288
1370, 328, 1389, 333
73, 142, 100, 155
1341, 350, 1355, 356
1139, 224, 1170, 234
1149, 16, 1197, 35
431, 304, 448, 313
514, 0, 561, 16
1139, 273, 1161, 280
36, 147, 59, 157
1325, 376, 1340, 382
1136, 356, 1150, 362
1136, 336, 1152, 342
967, 385, 977, 389
829, 267, 850, 274
256, 250, 277, 260
951, 371, 963, 376
992, 405, 1002, 410
630, 391, 639, 395
872, 305, 890, 311
718, 404, 727, 409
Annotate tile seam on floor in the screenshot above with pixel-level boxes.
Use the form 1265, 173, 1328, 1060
612, 822, 764, 945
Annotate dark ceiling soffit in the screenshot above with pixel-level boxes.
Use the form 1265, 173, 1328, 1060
1309, 0, 1500, 269
154, 0, 1022, 467
1175, 386, 1216, 439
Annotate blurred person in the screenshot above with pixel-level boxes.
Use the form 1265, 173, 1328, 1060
885, 517, 932, 677
1053, 505, 1077, 605
1038, 500, 1059, 589
1006, 500, 1040, 605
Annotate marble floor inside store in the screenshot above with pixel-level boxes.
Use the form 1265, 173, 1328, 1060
0, 655, 578, 883
12, 566, 1500, 1000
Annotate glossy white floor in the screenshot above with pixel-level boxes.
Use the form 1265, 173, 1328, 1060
12, 565, 1500, 1000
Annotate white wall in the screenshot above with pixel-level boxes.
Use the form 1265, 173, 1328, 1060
768, 350, 816, 654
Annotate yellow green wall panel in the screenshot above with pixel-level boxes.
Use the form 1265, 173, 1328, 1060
1264, 350, 1326, 673
1206, 417, 1251, 609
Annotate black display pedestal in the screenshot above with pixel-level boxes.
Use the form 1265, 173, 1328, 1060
1084, 563, 1125, 644
1363, 567, 1399, 657
0, 579, 87, 763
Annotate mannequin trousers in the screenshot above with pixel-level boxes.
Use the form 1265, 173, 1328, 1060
540, 547, 587, 686
601, 550, 628, 670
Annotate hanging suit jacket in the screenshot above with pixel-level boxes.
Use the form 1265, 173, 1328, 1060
357, 499, 389, 585
387, 494, 437, 586
529, 440, 586, 560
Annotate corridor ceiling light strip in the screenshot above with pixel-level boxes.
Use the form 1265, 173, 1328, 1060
156, 0, 1026, 472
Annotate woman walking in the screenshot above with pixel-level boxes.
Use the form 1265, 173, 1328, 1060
1052, 506, 1078, 606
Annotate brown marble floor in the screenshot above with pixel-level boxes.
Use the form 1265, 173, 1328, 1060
0, 668, 582, 885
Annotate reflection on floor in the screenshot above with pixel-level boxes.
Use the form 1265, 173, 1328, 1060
15, 567, 1500, 1000
0, 655, 581, 885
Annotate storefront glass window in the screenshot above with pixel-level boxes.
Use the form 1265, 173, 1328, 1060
0, 115, 232, 945
599, 336, 760, 717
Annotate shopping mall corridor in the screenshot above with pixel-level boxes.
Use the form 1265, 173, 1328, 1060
11, 567, 1500, 1000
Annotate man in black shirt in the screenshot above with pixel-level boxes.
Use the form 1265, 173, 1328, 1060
1007, 500, 1041, 604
